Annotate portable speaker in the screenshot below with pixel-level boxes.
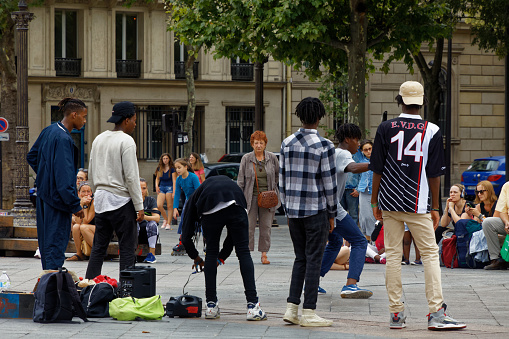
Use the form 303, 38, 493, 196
118, 265, 156, 298
165, 295, 202, 318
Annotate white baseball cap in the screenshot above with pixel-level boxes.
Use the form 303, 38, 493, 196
399, 81, 424, 105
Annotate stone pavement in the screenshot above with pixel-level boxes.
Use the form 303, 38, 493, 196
1, 215, 508, 338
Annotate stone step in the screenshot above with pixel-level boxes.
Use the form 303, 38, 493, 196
0, 238, 161, 256
13, 226, 38, 239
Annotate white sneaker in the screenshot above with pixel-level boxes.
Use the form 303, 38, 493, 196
283, 302, 299, 324
205, 301, 220, 319
247, 302, 267, 321
34, 248, 41, 259
300, 309, 333, 327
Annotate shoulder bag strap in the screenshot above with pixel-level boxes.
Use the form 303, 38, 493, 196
253, 163, 260, 195
63, 272, 88, 322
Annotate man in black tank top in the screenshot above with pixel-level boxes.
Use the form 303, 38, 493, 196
370, 81, 466, 331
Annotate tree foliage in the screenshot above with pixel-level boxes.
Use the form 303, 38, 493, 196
468, 0, 509, 58
165, 0, 464, 132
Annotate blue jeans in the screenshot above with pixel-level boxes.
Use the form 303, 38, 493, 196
320, 213, 367, 282
341, 189, 359, 226
287, 210, 329, 309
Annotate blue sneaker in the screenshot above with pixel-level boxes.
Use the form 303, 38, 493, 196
340, 284, 373, 299
318, 286, 327, 294
144, 252, 157, 263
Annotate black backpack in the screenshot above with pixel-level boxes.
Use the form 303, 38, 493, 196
80, 282, 116, 317
33, 268, 88, 323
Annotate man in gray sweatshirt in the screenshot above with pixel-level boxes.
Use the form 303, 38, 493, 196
85, 101, 144, 279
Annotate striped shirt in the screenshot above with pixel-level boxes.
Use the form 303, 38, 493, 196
369, 113, 445, 213
279, 128, 338, 219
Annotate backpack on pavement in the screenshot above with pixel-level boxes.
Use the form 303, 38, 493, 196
441, 235, 459, 268
80, 282, 116, 317
33, 267, 88, 323
455, 219, 475, 268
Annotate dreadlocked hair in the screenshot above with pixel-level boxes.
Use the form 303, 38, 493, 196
295, 97, 326, 125
335, 123, 362, 143
58, 97, 87, 116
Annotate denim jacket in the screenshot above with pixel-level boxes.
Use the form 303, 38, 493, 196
357, 154, 372, 194
345, 150, 363, 190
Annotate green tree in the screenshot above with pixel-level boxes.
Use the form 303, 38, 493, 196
166, 1, 463, 132
468, 0, 509, 57
165, 0, 210, 156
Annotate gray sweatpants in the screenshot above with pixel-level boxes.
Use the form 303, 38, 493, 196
359, 191, 376, 237
482, 217, 506, 260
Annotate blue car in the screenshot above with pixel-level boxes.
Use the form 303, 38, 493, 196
461, 156, 506, 201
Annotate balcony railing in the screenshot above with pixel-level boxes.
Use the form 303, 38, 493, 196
231, 63, 254, 81
55, 58, 81, 77
174, 61, 199, 80
116, 59, 142, 78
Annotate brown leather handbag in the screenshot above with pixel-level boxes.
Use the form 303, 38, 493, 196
253, 163, 278, 209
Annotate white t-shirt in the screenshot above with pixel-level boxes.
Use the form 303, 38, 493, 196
335, 147, 355, 221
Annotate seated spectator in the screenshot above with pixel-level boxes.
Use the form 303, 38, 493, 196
67, 181, 95, 261
437, 184, 469, 243
462, 181, 497, 222
76, 168, 88, 189
331, 242, 350, 270
482, 181, 509, 270
138, 178, 161, 264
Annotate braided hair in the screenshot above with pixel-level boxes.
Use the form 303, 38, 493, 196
295, 97, 326, 125
335, 123, 362, 143
58, 97, 87, 116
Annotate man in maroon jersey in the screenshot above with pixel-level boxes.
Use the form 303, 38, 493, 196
370, 81, 466, 331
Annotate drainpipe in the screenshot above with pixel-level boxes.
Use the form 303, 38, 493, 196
286, 65, 292, 137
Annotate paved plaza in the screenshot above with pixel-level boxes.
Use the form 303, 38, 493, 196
1, 215, 508, 338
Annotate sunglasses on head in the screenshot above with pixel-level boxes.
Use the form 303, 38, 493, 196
475, 189, 487, 194
78, 168, 88, 173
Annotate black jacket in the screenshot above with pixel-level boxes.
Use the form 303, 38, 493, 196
182, 176, 246, 259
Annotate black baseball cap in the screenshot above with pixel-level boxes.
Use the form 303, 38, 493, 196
107, 101, 135, 123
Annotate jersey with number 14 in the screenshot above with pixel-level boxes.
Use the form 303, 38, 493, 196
369, 113, 446, 214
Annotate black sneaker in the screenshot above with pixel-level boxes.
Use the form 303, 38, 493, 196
427, 304, 466, 330
171, 244, 186, 256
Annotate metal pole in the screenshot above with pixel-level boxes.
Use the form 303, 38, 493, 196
444, 37, 452, 196
254, 62, 264, 131
11, 1, 34, 211
505, 54, 509, 179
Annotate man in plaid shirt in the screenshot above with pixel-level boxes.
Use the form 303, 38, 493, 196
280, 97, 337, 327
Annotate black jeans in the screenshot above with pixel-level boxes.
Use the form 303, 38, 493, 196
85, 200, 137, 279
201, 204, 258, 304
287, 210, 329, 309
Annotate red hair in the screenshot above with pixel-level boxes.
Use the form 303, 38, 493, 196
250, 130, 268, 146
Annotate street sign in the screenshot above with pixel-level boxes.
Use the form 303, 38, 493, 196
0, 117, 8, 133
0, 133, 9, 141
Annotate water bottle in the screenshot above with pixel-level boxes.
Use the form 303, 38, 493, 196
0, 271, 11, 291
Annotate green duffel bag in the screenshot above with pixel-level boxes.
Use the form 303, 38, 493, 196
109, 295, 164, 321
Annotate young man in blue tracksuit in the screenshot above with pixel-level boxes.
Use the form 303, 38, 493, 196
27, 98, 88, 270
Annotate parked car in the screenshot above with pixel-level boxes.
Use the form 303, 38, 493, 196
218, 152, 280, 163
461, 156, 506, 201
218, 153, 246, 163
204, 162, 240, 181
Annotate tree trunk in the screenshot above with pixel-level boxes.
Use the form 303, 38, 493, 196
413, 38, 444, 126
0, 21, 18, 209
347, 0, 368, 133
183, 51, 196, 157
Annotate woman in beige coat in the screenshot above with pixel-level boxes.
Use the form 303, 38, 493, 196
238, 131, 280, 264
